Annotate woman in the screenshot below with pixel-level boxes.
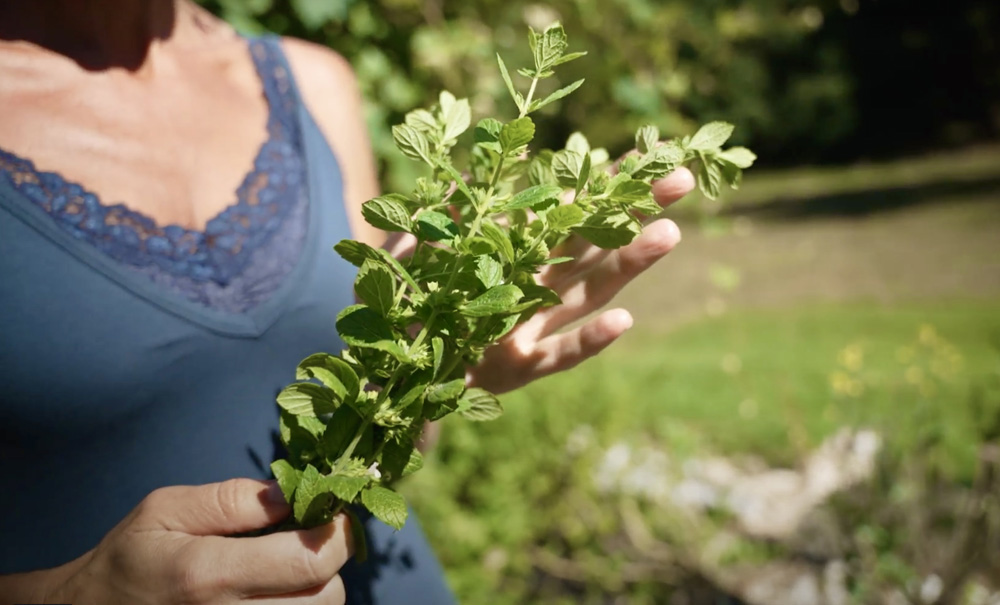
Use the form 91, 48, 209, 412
0, 1, 692, 603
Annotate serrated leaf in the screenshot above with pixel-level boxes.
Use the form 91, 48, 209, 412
457, 387, 504, 421
327, 474, 370, 503
277, 382, 339, 417
698, 160, 724, 199
336, 305, 396, 348
719, 159, 743, 190
415, 210, 459, 242
500, 117, 535, 154
361, 196, 413, 233
531, 78, 584, 112
546, 204, 584, 232
474, 118, 503, 154
496, 54, 524, 113
632, 143, 685, 180
636, 125, 659, 155
279, 411, 322, 465
375, 248, 422, 295
480, 220, 515, 263
535, 23, 569, 72
270, 459, 299, 504
688, 122, 734, 151
573, 213, 642, 249
718, 146, 757, 169
503, 184, 562, 212
462, 285, 524, 317
294, 465, 336, 527
404, 108, 437, 133
296, 353, 360, 404
439, 91, 471, 141
379, 437, 417, 482
631, 196, 665, 216
565, 132, 590, 155
334, 239, 381, 267
552, 50, 587, 66
355, 259, 396, 316
551, 150, 584, 188
475, 255, 504, 288
392, 123, 434, 164
608, 179, 652, 204
426, 378, 466, 405
361, 485, 408, 530
320, 405, 364, 460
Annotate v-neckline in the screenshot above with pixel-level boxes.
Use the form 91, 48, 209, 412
0, 36, 320, 338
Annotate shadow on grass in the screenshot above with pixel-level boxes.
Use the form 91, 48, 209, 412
726, 174, 1000, 221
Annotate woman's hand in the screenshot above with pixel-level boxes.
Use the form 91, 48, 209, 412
5, 479, 353, 605
468, 167, 694, 394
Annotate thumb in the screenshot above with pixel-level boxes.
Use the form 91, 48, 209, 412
146, 478, 291, 536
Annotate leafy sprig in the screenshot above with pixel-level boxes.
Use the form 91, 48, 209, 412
270, 23, 755, 554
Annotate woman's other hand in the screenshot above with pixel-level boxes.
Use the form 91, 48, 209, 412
2, 479, 353, 604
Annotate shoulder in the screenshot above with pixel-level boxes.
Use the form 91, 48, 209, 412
278, 38, 384, 247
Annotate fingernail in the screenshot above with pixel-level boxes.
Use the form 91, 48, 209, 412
264, 481, 289, 505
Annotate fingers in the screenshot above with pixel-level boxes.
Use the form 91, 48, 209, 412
538, 219, 681, 331
142, 479, 290, 535
522, 309, 634, 378
188, 514, 353, 599
245, 575, 346, 604
651, 166, 696, 207
540, 167, 693, 289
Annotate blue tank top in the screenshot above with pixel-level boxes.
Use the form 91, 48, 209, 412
0, 36, 454, 605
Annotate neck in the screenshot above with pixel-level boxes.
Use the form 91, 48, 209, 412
0, 0, 185, 71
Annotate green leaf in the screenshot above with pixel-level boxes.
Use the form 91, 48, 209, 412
404, 108, 437, 133
439, 91, 471, 141
698, 160, 723, 199
333, 239, 380, 267
534, 23, 569, 71
636, 125, 659, 155
530, 78, 584, 112
480, 220, 515, 263
336, 305, 396, 348
279, 411, 321, 465
277, 382, 339, 417
552, 50, 587, 66
426, 378, 466, 405
270, 459, 300, 504
462, 285, 524, 317
376, 248, 422, 295
431, 336, 444, 379
327, 474, 370, 503
391, 124, 434, 164
296, 353, 360, 404
474, 118, 503, 154
542, 256, 574, 265
503, 184, 562, 211
457, 387, 504, 421
546, 204, 584, 232
361, 485, 408, 530
344, 508, 368, 564
576, 151, 591, 195
608, 179, 652, 204
496, 54, 524, 113
379, 438, 413, 482
632, 143, 684, 180
688, 122, 735, 151
361, 196, 413, 233
500, 117, 535, 154
565, 132, 590, 155
355, 259, 396, 317
718, 146, 757, 169
319, 405, 364, 460
475, 255, 504, 289
573, 213, 642, 249
294, 465, 336, 527
551, 150, 584, 188
719, 159, 743, 190
415, 211, 459, 242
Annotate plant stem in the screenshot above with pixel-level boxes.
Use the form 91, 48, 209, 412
520, 77, 539, 119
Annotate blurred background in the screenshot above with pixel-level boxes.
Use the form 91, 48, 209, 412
203, 1, 1000, 603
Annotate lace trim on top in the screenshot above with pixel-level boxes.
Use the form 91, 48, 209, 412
0, 37, 306, 288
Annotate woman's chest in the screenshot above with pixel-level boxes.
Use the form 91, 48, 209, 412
0, 58, 269, 229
